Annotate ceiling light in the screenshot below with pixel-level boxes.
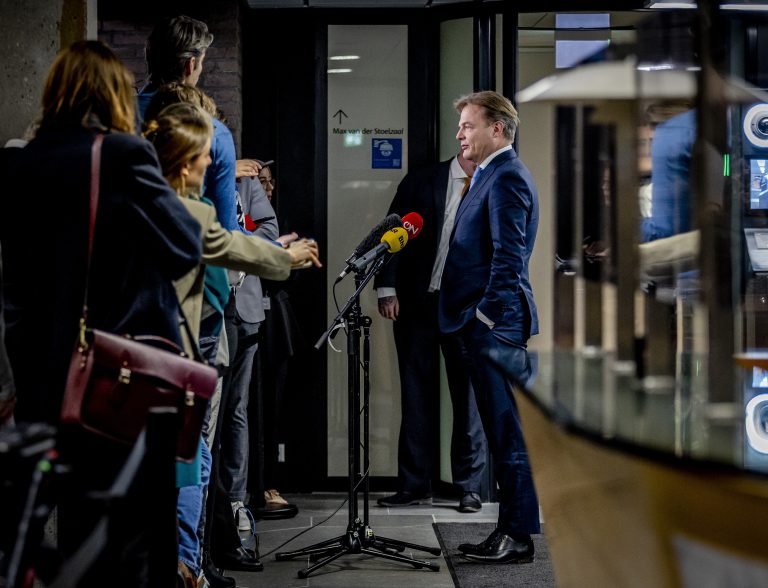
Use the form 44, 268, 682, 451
328, 68, 352, 73
637, 63, 675, 71
329, 55, 360, 61
648, 1, 768, 7
647, 2, 696, 7
721, 3, 768, 9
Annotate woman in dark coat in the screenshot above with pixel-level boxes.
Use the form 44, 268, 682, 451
0, 41, 202, 586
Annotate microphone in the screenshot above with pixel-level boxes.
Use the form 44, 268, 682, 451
348, 227, 409, 275
351, 213, 402, 260
336, 213, 402, 282
401, 212, 424, 241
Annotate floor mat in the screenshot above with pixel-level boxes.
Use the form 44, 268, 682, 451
433, 522, 556, 587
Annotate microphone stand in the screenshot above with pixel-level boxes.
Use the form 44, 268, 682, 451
275, 256, 441, 578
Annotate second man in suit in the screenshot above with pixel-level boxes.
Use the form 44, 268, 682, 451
375, 152, 487, 513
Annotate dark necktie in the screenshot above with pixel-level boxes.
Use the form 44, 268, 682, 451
460, 176, 471, 198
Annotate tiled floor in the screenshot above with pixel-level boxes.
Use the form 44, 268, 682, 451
227, 493, 499, 587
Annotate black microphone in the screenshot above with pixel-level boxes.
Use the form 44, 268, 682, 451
351, 213, 402, 258
336, 213, 402, 282
349, 227, 409, 274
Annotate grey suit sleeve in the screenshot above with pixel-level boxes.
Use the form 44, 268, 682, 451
239, 177, 279, 241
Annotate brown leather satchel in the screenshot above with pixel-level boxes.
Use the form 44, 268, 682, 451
59, 134, 216, 461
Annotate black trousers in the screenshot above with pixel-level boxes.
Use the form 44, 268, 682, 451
392, 292, 486, 495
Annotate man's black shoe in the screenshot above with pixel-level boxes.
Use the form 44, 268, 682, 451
211, 546, 264, 572
458, 491, 482, 513
458, 529, 534, 564
202, 559, 236, 587
377, 492, 431, 507
458, 528, 503, 554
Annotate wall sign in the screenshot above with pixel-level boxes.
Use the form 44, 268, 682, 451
372, 138, 402, 169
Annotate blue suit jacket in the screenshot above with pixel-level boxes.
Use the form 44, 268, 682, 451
640, 109, 696, 242
438, 148, 539, 340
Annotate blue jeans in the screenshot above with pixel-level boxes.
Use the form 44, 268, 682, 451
178, 439, 212, 575
453, 318, 540, 535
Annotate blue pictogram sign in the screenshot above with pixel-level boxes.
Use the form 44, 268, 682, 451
372, 138, 402, 169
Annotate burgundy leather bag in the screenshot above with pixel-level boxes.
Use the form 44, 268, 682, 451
59, 134, 216, 461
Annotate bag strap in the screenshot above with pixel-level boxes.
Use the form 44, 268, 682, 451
75, 134, 104, 350
177, 309, 207, 362
87, 135, 103, 269
81, 134, 104, 320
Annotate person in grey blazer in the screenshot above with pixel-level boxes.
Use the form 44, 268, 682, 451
219, 175, 277, 531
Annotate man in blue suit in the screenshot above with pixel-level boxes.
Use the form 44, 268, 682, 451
439, 91, 540, 564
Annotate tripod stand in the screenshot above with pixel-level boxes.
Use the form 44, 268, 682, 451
275, 259, 441, 578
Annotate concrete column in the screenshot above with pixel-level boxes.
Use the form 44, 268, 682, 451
0, 0, 97, 145
61, 0, 98, 47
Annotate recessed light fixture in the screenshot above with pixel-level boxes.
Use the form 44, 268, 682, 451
648, 1, 768, 8
328, 68, 353, 74
648, 2, 696, 7
637, 63, 675, 71
637, 63, 702, 71
721, 3, 768, 9
329, 55, 360, 61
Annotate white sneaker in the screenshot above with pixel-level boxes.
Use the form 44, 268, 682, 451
231, 500, 252, 532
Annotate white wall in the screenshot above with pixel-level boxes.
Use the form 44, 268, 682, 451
439, 18, 473, 161
326, 25, 409, 477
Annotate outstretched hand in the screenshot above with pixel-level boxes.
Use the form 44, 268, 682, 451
277, 232, 299, 247
236, 159, 262, 179
287, 238, 322, 269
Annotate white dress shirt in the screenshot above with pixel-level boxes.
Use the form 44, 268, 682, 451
377, 156, 469, 300
429, 156, 471, 292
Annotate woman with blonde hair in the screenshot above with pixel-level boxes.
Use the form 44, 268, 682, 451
0, 41, 203, 586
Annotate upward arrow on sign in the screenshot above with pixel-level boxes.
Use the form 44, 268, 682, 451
333, 109, 348, 124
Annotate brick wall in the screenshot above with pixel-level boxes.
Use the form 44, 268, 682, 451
98, 0, 243, 154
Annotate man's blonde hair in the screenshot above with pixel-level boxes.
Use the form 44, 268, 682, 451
454, 91, 519, 142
